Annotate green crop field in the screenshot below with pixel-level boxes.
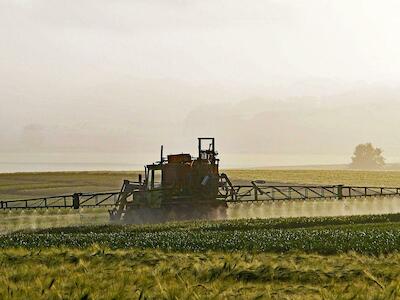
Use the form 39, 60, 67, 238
3, 170, 400, 299
4, 214, 400, 254
2, 215, 400, 299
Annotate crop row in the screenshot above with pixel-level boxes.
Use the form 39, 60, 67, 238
2, 222, 400, 254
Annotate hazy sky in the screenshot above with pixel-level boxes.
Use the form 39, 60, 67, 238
1, 1, 400, 169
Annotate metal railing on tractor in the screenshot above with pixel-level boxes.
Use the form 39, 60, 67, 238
0, 192, 119, 210
218, 182, 400, 202
2, 184, 400, 211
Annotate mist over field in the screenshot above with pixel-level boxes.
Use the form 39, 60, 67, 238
3, 4, 400, 299
2, 0, 400, 169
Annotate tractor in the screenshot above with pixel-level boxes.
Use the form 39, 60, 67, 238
109, 138, 230, 223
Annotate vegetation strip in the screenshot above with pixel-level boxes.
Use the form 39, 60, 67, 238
3, 214, 400, 254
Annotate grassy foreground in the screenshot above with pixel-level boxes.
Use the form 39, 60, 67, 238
2, 247, 400, 300
2, 215, 400, 299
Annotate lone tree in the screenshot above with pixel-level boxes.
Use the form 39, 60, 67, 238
350, 143, 385, 169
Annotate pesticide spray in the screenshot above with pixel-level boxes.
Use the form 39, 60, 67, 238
226, 196, 400, 219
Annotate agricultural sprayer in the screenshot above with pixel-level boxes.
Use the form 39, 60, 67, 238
2, 138, 400, 223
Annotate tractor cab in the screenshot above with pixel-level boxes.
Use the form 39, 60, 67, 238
144, 138, 219, 197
